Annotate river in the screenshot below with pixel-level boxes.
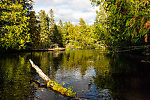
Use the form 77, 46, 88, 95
0, 50, 150, 100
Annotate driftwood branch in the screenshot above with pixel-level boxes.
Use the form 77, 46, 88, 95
29, 59, 79, 98
29, 59, 53, 87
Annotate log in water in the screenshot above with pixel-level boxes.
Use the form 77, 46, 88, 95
29, 59, 78, 98
29, 59, 51, 82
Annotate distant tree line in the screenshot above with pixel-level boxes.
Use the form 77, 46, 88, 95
29, 9, 100, 49
0, 0, 149, 52
0, 0, 101, 51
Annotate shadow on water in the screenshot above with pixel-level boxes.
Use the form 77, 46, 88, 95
0, 50, 150, 100
0, 53, 32, 100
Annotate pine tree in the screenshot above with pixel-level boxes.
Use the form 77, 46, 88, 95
79, 18, 86, 26
38, 10, 50, 48
49, 9, 55, 27
59, 19, 63, 29
28, 11, 40, 48
51, 24, 63, 47
0, 0, 31, 50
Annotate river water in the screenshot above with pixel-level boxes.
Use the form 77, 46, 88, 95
0, 50, 150, 100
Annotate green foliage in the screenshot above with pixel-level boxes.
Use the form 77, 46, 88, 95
0, 1, 104, 51
50, 24, 63, 47
1, 0, 149, 51
91, 0, 150, 49
61, 19, 101, 49
0, 0, 31, 50
28, 11, 40, 48
79, 18, 86, 26
38, 10, 51, 48
49, 9, 55, 27
47, 81, 76, 97
59, 19, 63, 29
37, 9, 63, 48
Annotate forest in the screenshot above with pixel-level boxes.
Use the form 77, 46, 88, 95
0, 0, 150, 52
0, 0, 150, 99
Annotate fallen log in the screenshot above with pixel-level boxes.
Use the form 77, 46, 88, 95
32, 48, 65, 51
29, 59, 77, 98
29, 59, 51, 82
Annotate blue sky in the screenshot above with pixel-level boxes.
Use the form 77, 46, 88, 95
33, 0, 99, 25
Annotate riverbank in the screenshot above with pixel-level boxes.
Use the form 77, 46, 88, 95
0, 45, 150, 56
0, 48, 66, 54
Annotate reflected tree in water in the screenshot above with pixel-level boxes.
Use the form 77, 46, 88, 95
0, 54, 32, 100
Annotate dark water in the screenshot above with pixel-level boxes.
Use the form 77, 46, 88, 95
0, 50, 150, 100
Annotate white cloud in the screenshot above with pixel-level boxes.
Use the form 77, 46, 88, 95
33, 0, 99, 25
68, 0, 92, 11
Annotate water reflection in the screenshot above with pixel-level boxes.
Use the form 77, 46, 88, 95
0, 50, 150, 100
0, 53, 32, 100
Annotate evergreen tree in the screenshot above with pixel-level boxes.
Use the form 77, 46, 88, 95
79, 18, 86, 26
28, 11, 40, 48
51, 24, 63, 47
0, 0, 31, 50
49, 9, 55, 27
62, 21, 70, 46
59, 19, 63, 29
49, 9, 63, 47
61, 19, 96, 49
38, 10, 50, 48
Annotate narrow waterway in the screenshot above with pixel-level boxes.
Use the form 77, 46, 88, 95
0, 50, 150, 100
